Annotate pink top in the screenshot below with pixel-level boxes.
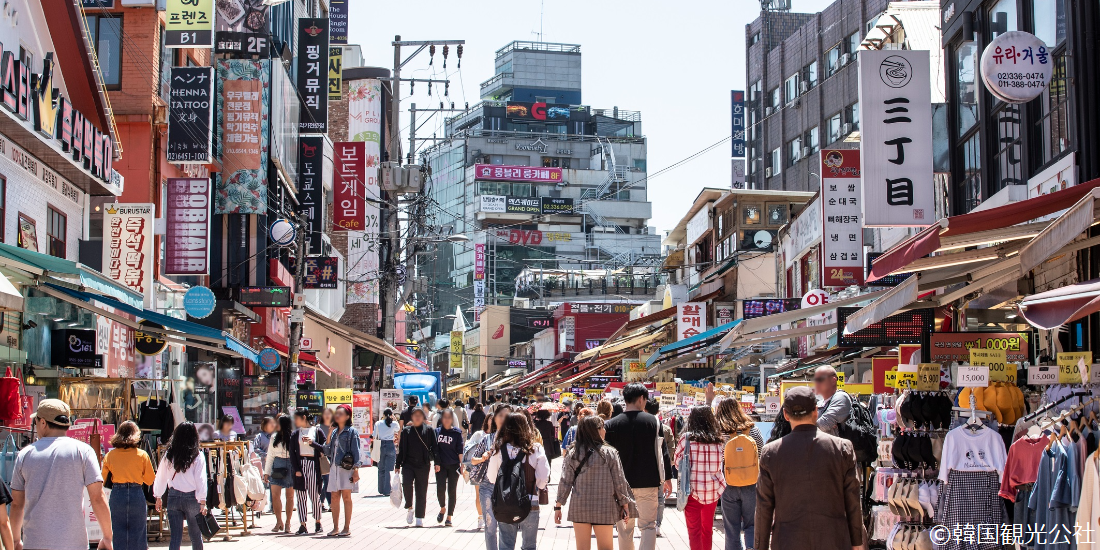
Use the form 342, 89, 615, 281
999, 436, 1047, 501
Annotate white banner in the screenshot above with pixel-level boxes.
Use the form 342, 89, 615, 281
858, 50, 934, 227
677, 302, 706, 341
103, 204, 154, 307
346, 79, 382, 305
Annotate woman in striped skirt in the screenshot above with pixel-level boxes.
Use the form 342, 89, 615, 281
291, 409, 327, 535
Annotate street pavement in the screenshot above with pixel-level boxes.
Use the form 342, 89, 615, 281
149, 460, 730, 549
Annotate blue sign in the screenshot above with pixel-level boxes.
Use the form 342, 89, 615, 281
183, 286, 217, 319
258, 348, 281, 371
731, 90, 745, 158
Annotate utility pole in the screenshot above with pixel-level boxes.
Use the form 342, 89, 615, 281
284, 215, 309, 411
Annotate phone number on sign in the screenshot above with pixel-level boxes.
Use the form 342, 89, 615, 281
996, 79, 1048, 88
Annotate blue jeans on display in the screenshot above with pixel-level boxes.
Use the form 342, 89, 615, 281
720, 484, 756, 550
166, 488, 204, 550
110, 483, 148, 550
479, 480, 499, 550
498, 508, 539, 550
377, 440, 396, 495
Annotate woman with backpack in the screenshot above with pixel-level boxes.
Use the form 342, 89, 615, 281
553, 415, 635, 550
486, 413, 550, 550
395, 407, 438, 528
675, 405, 727, 550
470, 404, 512, 547
715, 399, 764, 550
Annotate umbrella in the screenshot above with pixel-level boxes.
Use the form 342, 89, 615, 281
528, 402, 569, 413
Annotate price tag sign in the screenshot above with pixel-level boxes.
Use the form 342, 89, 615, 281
659, 394, 677, 410
970, 348, 1011, 382
1092, 365, 1100, 384
695, 392, 706, 405
742, 386, 755, 393
897, 364, 918, 389
1057, 353, 1091, 384
884, 370, 898, 389
917, 363, 940, 391
764, 396, 781, 415
656, 382, 677, 396
957, 366, 990, 387
836, 371, 846, 388
682, 395, 696, 407
1028, 365, 1059, 385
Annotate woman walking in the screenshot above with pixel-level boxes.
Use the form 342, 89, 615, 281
152, 422, 208, 550
715, 399, 764, 550
318, 407, 336, 510
470, 404, 511, 547
533, 409, 561, 475
434, 408, 464, 526
102, 420, 156, 550
263, 415, 295, 533
325, 404, 361, 537
373, 408, 399, 496
291, 410, 326, 534
554, 415, 636, 550
252, 417, 275, 514
486, 413, 550, 550
395, 408, 437, 527
675, 406, 728, 550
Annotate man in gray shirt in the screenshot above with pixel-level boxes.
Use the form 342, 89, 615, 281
813, 366, 851, 436
11, 399, 112, 550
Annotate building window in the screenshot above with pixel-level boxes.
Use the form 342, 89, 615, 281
633, 158, 646, 171
846, 102, 860, 130
750, 32, 760, 45
512, 183, 533, 197
956, 133, 982, 214
769, 87, 780, 110
743, 205, 762, 225
1033, 0, 1066, 47
541, 156, 571, 168
769, 148, 782, 176
158, 25, 172, 102
991, 103, 1023, 192
848, 31, 861, 56
988, 0, 1018, 40
47, 207, 65, 259
477, 181, 510, 196
749, 80, 762, 103
1033, 51, 1070, 168
826, 43, 842, 77
784, 73, 799, 103
805, 61, 818, 88
788, 137, 802, 166
827, 113, 842, 143
806, 126, 819, 154
955, 41, 979, 137
85, 15, 123, 89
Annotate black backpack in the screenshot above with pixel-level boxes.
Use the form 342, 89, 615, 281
835, 391, 877, 463
491, 450, 532, 524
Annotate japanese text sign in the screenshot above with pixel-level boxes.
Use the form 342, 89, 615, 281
167, 67, 213, 163
297, 135, 326, 254
820, 149, 864, 286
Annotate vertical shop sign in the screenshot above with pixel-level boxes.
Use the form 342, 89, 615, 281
730, 90, 745, 158
677, 302, 706, 341
820, 149, 864, 286
345, 79, 382, 306
473, 243, 486, 321
329, 47, 343, 101
165, 0, 214, 47
297, 135, 325, 254
857, 50, 934, 227
329, 0, 348, 45
164, 178, 211, 276
450, 331, 463, 372
297, 18, 329, 133
103, 204, 155, 307
167, 67, 213, 163
215, 59, 270, 214
333, 142, 365, 230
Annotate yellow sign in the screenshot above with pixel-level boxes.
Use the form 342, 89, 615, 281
779, 380, 813, 399
917, 363, 941, 391
656, 382, 677, 396
624, 359, 646, 373
324, 388, 352, 404
559, 392, 576, 402
897, 365, 918, 389
884, 370, 898, 389
165, 0, 213, 46
742, 386, 756, 393
836, 371, 846, 388
584, 389, 603, 401
1057, 353, 1090, 384
449, 331, 463, 371
843, 383, 873, 396
329, 47, 343, 100
695, 392, 706, 405
971, 348, 1012, 382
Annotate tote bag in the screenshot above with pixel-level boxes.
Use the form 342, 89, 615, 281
0, 367, 21, 421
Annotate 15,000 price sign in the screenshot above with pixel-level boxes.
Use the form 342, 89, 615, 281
970, 348, 1013, 382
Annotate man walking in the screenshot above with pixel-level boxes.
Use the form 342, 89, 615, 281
604, 383, 672, 550
11, 399, 113, 550
813, 366, 851, 436
755, 387, 862, 550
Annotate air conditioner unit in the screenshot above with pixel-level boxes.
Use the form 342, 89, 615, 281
841, 123, 853, 135
765, 106, 773, 116
765, 167, 773, 178
840, 53, 851, 66
802, 147, 812, 158
799, 81, 809, 93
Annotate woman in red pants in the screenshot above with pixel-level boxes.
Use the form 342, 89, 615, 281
674, 406, 727, 550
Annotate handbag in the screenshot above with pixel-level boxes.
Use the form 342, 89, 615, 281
319, 454, 331, 475
270, 466, 289, 480
370, 438, 382, 463
335, 429, 357, 470
194, 512, 221, 540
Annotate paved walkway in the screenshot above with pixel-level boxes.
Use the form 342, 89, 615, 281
149, 461, 734, 549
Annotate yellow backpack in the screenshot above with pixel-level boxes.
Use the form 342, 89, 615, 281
723, 431, 759, 487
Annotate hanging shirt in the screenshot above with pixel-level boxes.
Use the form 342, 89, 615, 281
938, 425, 1007, 483
999, 436, 1047, 501
1029, 441, 1074, 550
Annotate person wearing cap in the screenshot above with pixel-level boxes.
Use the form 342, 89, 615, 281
754, 387, 863, 550
10, 399, 113, 550
813, 366, 851, 436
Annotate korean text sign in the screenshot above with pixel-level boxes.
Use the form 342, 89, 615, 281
820, 149, 864, 286
103, 204, 154, 307
297, 18, 329, 133
857, 50, 934, 227
345, 79, 382, 306
333, 142, 365, 230
677, 302, 706, 341
297, 135, 326, 254
166, 0, 213, 47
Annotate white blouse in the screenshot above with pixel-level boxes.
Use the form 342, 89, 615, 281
153, 453, 209, 502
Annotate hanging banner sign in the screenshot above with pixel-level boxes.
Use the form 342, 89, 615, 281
677, 302, 706, 341
857, 50, 934, 227
289, 256, 339, 289
216, 59, 270, 214
450, 331, 463, 371
166, 67, 213, 163
980, 31, 1053, 104
103, 204, 155, 307
297, 135, 325, 254
329, 47, 343, 100
328, 0, 348, 44
731, 90, 745, 158
297, 18, 329, 133
164, 178, 211, 276
345, 79, 383, 307
134, 321, 168, 356
333, 141, 365, 230
820, 149, 864, 286
214, 0, 270, 55
166, 0, 214, 47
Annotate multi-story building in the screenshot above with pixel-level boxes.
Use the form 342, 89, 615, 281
418, 41, 661, 338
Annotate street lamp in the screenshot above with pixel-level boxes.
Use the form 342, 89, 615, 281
445, 234, 470, 243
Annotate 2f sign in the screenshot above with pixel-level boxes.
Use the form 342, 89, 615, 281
247, 36, 268, 54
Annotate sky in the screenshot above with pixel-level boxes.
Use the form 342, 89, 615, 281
347, 0, 835, 234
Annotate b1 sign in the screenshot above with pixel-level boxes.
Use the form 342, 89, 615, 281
857, 50, 934, 227
980, 31, 1053, 104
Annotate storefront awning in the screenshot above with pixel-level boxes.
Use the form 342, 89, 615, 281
261, 336, 326, 371
551, 362, 607, 388
1017, 278, 1100, 330
0, 242, 142, 307
509, 359, 571, 391
605, 307, 677, 342
40, 283, 260, 362
575, 325, 668, 362
643, 319, 742, 374
304, 311, 404, 362
447, 381, 479, 393
722, 323, 836, 349
719, 291, 885, 350
478, 373, 503, 388
486, 373, 523, 390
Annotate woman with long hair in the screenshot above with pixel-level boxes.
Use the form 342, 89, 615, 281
595, 399, 613, 420
291, 410, 326, 535
675, 406, 727, 550
434, 408, 464, 526
152, 423, 208, 550
318, 407, 336, 510
263, 415, 295, 533
395, 408, 437, 527
324, 404, 361, 536
468, 402, 485, 439
554, 415, 636, 550
714, 399, 764, 550
373, 408, 399, 496
102, 420, 156, 550
487, 413, 550, 550
470, 404, 511, 547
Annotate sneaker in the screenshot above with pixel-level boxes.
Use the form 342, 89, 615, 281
415, 518, 423, 528
477, 517, 484, 530
296, 525, 308, 536
315, 522, 323, 534
656, 526, 662, 538
406, 509, 414, 525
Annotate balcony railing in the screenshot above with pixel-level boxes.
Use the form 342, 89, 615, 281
480, 72, 513, 90
495, 41, 581, 58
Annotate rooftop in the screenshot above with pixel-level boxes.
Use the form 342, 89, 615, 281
496, 41, 582, 58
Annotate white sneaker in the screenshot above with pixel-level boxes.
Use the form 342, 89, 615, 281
656, 526, 662, 538
477, 517, 485, 530
415, 518, 423, 528
406, 509, 414, 525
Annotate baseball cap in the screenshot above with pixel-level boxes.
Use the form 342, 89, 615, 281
783, 386, 816, 416
33, 399, 72, 427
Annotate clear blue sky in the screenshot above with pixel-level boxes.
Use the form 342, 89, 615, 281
348, 0, 835, 233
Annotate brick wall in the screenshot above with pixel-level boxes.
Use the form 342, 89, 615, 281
106, 6, 160, 117
0, 147, 86, 259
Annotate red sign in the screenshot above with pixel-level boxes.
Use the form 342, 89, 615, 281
820, 149, 864, 287
333, 141, 365, 230
164, 178, 211, 275
929, 332, 1031, 364
474, 164, 562, 183
872, 356, 899, 394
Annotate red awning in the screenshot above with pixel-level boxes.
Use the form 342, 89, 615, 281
509, 359, 571, 390
1017, 278, 1100, 330
869, 178, 1100, 281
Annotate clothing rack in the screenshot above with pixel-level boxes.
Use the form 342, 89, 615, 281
201, 441, 253, 540
1023, 389, 1093, 422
